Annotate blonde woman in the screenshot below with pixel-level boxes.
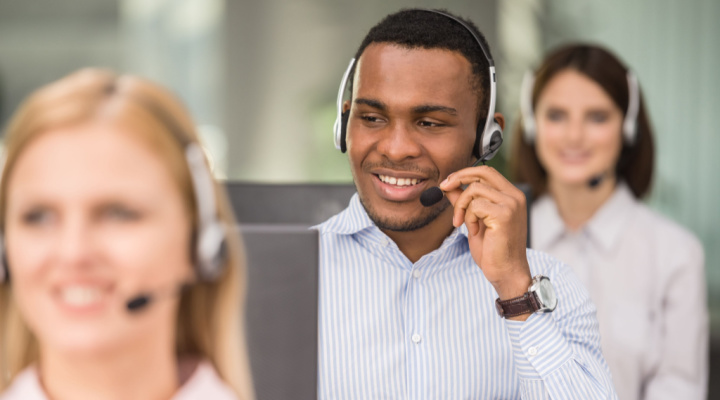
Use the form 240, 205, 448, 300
0, 69, 254, 399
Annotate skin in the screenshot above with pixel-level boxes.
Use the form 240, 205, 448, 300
5, 122, 194, 400
346, 43, 532, 317
534, 69, 625, 230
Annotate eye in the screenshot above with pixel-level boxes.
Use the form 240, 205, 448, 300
21, 207, 54, 226
360, 115, 383, 124
418, 120, 446, 128
587, 111, 609, 123
100, 204, 142, 221
545, 109, 565, 122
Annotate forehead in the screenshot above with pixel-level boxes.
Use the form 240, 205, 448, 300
538, 69, 619, 111
7, 122, 179, 202
353, 43, 477, 108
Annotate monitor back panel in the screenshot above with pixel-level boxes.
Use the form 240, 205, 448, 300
241, 224, 319, 400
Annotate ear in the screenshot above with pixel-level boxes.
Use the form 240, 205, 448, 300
493, 112, 505, 131
343, 100, 351, 113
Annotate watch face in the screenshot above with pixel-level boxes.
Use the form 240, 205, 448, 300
534, 276, 558, 312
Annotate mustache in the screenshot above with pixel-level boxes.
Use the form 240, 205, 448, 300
362, 161, 439, 180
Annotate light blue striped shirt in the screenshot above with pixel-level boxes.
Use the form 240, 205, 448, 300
314, 194, 617, 399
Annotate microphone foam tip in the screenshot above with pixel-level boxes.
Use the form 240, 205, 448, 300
126, 295, 151, 312
420, 187, 444, 207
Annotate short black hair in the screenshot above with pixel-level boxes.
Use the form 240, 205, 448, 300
351, 8, 493, 119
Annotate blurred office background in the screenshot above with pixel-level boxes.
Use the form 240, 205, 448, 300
0, 0, 718, 395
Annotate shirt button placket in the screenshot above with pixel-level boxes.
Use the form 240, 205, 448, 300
407, 261, 427, 399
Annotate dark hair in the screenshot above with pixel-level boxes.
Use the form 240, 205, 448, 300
350, 8, 493, 119
509, 43, 654, 199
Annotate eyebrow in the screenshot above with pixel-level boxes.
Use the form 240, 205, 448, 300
354, 98, 387, 111
411, 104, 457, 115
354, 98, 457, 115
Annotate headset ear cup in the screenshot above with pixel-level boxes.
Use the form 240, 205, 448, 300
196, 223, 227, 282
480, 120, 504, 161
472, 119, 484, 159
0, 240, 7, 284
522, 118, 536, 144
340, 110, 349, 153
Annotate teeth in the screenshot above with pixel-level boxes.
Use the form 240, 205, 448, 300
60, 286, 104, 307
561, 151, 588, 160
378, 175, 420, 187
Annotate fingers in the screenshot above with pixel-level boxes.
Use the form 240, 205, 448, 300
446, 182, 524, 229
440, 165, 525, 205
463, 197, 494, 236
451, 181, 510, 225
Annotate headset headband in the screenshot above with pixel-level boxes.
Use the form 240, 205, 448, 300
334, 8, 502, 161
624, 71, 640, 144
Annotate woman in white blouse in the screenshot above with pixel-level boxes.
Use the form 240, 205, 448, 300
510, 44, 707, 400
0, 69, 254, 399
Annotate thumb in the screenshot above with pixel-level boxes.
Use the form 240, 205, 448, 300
444, 187, 463, 207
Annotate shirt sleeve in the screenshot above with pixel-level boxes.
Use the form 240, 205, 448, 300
643, 236, 708, 400
503, 253, 618, 399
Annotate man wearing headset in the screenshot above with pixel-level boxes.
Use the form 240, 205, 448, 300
315, 9, 617, 399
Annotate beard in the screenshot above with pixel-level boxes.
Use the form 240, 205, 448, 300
358, 193, 451, 232
352, 158, 455, 232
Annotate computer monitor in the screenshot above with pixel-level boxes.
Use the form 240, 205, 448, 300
225, 182, 356, 226
240, 224, 319, 400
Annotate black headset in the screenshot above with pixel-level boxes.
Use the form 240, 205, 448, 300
0, 101, 227, 285
332, 8, 504, 162
520, 68, 641, 145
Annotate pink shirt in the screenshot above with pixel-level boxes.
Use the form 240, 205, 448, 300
0, 360, 238, 400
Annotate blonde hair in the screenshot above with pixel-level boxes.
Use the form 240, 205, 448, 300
0, 69, 254, 399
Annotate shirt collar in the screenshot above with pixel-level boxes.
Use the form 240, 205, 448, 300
174, 360, 237, 399
532, 182, 637, 253
1, 366, 47, 400
314, 193, 375, 235
3, 360, 235, 400
531, 193, 566, 250
585, 182, 637, 252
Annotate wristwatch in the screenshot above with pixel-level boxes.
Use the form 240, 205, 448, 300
495, 275, 558, 318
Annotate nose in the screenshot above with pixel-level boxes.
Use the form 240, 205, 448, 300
564, 116, 585, 145
55, 214, 94, 269
376, 121, 423, 162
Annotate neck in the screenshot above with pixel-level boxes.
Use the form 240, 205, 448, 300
548, 175, 617, 231
39, 329, 179, 400
383, 205, 455, 263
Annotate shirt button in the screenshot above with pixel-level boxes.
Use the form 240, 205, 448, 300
411, 334, 422, 343
412, 270, 422, 279
380, 238, 390, 247
528, 346, 538, 356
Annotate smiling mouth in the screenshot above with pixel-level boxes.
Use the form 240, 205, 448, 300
60, 285, 107, 307
559, 150, 591, 161
376, 174, 424, 187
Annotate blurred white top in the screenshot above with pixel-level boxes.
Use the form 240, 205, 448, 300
532, 182, 708, 400
0, 359, 237, 400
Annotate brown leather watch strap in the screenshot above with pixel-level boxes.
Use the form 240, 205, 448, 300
495, 292, 540, 318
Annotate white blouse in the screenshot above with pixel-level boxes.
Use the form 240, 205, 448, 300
0, 359, 238, 400
531, 182, 708, 400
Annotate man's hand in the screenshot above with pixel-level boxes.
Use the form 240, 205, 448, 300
440, 166, 532, 306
